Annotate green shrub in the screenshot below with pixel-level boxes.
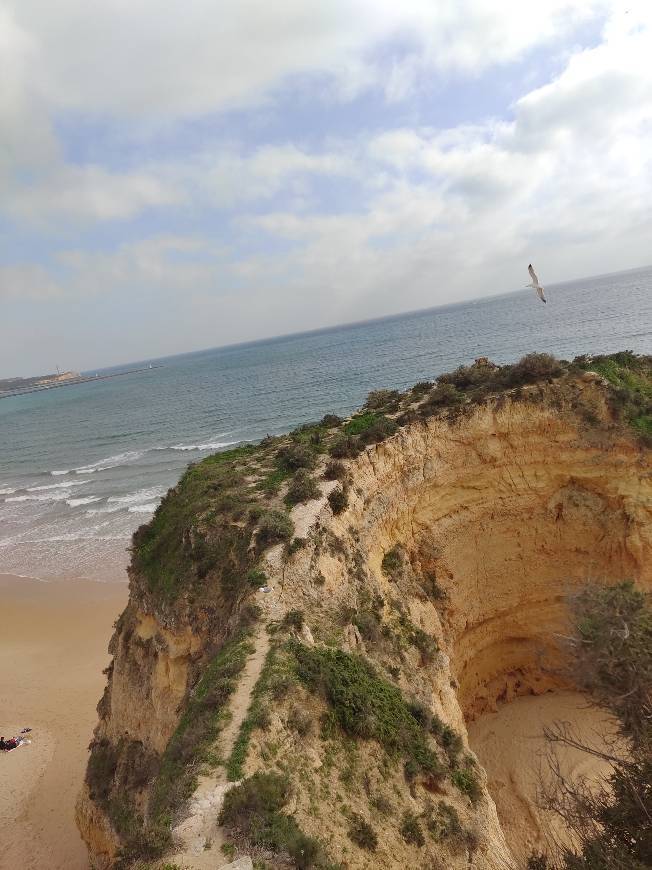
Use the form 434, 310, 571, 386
425, 801, 470, 846
440, 725, 463, 759
354, 609, 382, 644
327, 486, 348, 515
282, 610, 305, 631
420, 382, 464, 414
344, 412, 382, 436
571, 581, 652, 744
320, 413, 343, 428
247, 568, 267, 587
285, 537, 306, 557
365, 389, 400, 410
276, 443, 316, 472
219, 772, 324, 868
409, 626, 438, 665
357, 416, 398, 446
291, 642, 442, 777
411, 381, 433, 396
451, 765, 481, 803
132, 446, 258, 602
257, 510, 294, 546
505, 353, 563, 385
286, 705, 313, 737
370, 794, 392, 816
400, 811, 425, 847
348, 813, 378, 851
329, 435, 360, 459
381, 546, 403, 577
323, 460, 346, 481
285, 469, 321, 506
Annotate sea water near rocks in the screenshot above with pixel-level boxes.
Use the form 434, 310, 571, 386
1, 267, 651, 581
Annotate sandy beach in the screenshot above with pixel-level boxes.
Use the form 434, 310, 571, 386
0, 575, 127, 870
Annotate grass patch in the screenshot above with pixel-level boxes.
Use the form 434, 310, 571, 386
575, 351, 652, 442
258, 467, 292, 495
132, 446, 258, 603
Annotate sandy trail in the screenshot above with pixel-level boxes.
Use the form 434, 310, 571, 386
173, 627, 271, 869
0, 574, 127, 870
469, 691, 618, 866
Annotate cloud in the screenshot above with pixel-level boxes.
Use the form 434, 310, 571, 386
1, 0, 652, 374
0, 264, 63, 300
2, 1, 608, 119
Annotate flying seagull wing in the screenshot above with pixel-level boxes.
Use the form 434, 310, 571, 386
528, 263, 539, 284
537, 285, 546, 304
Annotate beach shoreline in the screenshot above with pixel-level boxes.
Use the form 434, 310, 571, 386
0, 574, 127, 870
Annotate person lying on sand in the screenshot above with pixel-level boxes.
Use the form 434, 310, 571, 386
0, 729, 32, 751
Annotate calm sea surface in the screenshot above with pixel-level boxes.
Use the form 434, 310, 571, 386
1, 267, 651, 581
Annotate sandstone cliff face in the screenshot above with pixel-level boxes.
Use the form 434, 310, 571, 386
78, 372, 651, 870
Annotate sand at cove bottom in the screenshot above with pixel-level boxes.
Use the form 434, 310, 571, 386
469, 691, 618, 865
0, 575, 127, 870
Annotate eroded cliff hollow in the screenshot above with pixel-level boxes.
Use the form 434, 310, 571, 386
77, 352, 652, 870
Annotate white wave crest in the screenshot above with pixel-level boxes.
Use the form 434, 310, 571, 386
0, 488, 16, 495
28, 480, 88, 492
85, 505, 122, 516
66, 496, 102, 507
107, 486, 166, 506
50, 469, 69, 476
5, 492, 70, 503
128, 503, 158, 514
73, 450, 145, 474
166, 439, 239, 452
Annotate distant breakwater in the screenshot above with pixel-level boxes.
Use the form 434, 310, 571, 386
0, 365, 164, 399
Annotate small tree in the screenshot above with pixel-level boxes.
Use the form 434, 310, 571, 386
538, 582, 652, 870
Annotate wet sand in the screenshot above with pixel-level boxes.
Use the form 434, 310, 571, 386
469, 691, 618, 865
0, 575, 127, 870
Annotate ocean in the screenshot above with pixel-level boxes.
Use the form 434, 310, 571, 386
1, 266, 651, 582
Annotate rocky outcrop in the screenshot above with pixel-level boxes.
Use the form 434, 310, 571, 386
77, 364, 651, 870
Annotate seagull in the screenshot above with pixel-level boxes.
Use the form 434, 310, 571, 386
527, 264, 547, 303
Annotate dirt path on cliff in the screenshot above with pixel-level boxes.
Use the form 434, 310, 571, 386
172, 626, 271, 869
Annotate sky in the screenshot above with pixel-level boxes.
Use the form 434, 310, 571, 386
1, 1, 651, 376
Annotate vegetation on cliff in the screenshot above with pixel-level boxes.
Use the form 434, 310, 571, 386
82, 349, 651, 869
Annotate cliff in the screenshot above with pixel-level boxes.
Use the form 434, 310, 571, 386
77, 352, 652, 870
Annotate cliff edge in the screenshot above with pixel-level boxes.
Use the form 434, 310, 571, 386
77, 351, 652, 870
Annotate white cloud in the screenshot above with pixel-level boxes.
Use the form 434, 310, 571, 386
2, 0, 652, 373
2, 0, 609, 119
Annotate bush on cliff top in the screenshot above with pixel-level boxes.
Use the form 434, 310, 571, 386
131, 445, 257, 602
575, 351, 652, 442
